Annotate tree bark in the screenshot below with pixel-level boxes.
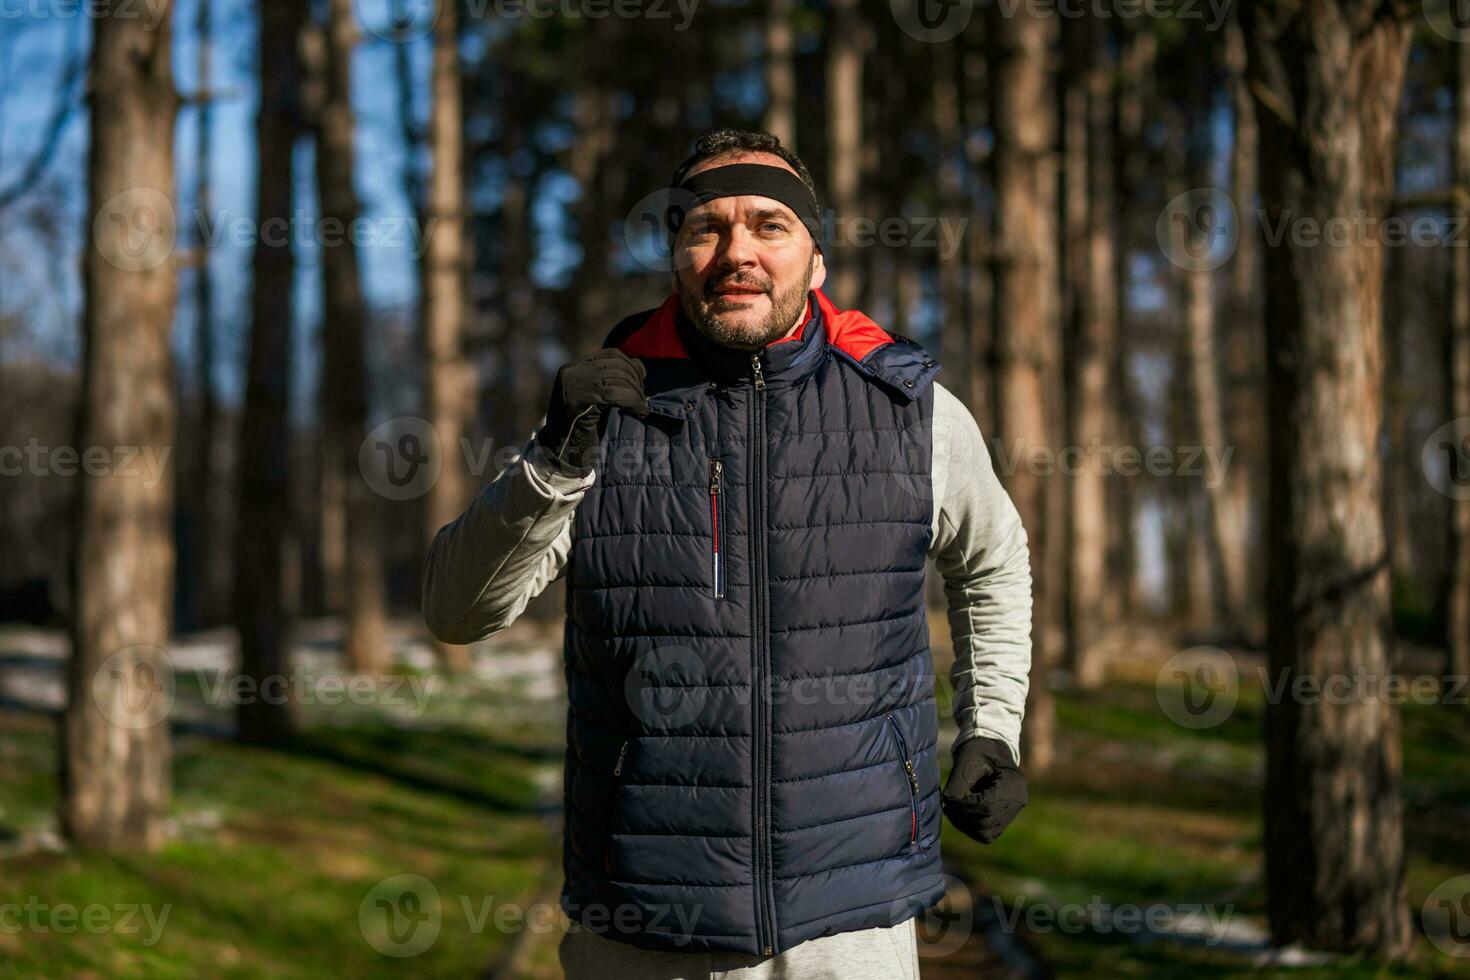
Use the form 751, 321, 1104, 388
824, 0, 865, 307
933, 34, 964, 353
236, 0, 302, 745
564, 52, 619, 352
764, 0, 796, 149
1244, 0, 1411, 953
1446, 34, 1470, 682
1062, 20, 1113, 687
180, 0, 219, 631
1175, 107, 1251, 630
1108, 26, 1154, 620
1223, 12, 1262, 638
991, 0, 1059, 773
63, 0, 177, 849
961, 40, 993, 435
314, 0, 389, 674
421, 0, 474, 673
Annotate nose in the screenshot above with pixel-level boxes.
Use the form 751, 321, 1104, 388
714, 224, 758, 274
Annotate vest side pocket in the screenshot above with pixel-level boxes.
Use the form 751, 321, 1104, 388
708, 458, 725, 600
885, 714, 919, 847
604, 739, 630, 876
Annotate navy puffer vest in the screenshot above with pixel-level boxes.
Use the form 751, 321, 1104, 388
560, 288, 946, 955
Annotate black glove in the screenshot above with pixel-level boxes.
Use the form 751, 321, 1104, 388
941, 736, 1027, 845
533, 349, 650, 476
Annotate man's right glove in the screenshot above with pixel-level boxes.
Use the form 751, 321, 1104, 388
532, 349, 651, 477
940, 735, 1028, 845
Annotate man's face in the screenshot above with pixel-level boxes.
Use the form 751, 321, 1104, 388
671, 152, 827, 352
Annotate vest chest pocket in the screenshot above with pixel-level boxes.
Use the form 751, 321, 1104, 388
708, 458, 725, 600
884, 714, 919, 847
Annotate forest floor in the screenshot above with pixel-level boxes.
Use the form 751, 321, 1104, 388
0, 616, 1466, 978
0, 617, 569, 978
933, 623, 1470, 980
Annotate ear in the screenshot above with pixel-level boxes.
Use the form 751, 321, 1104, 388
809, 248, 827, 291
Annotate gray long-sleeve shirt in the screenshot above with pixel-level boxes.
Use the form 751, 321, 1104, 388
422, 380, 1033, 765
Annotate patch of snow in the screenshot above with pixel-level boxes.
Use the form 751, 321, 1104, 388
1252, 943, 1336, 967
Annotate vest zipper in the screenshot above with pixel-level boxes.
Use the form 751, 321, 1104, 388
709, 459, 725, 600
606, 739, 629, 875
749, 352, 776, 956
886, 714, 919, 845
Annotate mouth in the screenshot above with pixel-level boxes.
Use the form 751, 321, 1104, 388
710, 284, 767, 302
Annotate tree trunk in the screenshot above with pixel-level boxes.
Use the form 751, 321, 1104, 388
1062, 21, 1113, 687
1165, 242, 1214, 628
1108, 26, 1154, 620
181, 0, 218, 631
991, 0, 1059, 774
961, 41, 993, 434
764, 0, 796, 149
1244, 0, 1411, 953
422, 0, 474, 673
314, 0, 389, 674
236, 0, 302, 745
1446, 36, 1470, 682
1177, 121, 1251, 630
824, 0, 865, 307
933, 35, 964, 351
1223, 12, 1262, 638
565, 65, 619, 352
63, 0, 177, 849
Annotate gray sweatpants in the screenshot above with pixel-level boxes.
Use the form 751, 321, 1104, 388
558, 917, 919, 980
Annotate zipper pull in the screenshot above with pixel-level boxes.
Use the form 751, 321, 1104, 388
750, 353, 765, 390
904, 759, 919, 795
613, 740, 629, 777
710, 459, 722, 493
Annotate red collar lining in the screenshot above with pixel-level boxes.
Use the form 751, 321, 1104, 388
615, 290, 894, 362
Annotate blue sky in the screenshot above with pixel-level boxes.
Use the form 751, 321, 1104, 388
0, 0, 434, 420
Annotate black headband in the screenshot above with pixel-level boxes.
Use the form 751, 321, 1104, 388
664, 163, 824, 250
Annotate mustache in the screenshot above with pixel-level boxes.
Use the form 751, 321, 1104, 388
706, 275, 771, 295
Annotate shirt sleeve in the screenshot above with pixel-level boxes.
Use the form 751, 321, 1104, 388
927, 381, 1034, 766
421, 420, 594, 644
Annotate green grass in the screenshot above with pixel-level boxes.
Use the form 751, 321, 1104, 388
0, 683, 564, 979
5, 638, 1467, 978
941, 669, 1470, 980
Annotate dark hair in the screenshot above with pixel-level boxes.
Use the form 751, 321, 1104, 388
669, 129, 817, 199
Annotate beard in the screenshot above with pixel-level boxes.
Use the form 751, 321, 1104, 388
677, 252, 815, 352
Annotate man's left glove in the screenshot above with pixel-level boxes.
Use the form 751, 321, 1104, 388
941, 736, 1028, 845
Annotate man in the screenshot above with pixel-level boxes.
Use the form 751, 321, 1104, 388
423, 130, 1033, 979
